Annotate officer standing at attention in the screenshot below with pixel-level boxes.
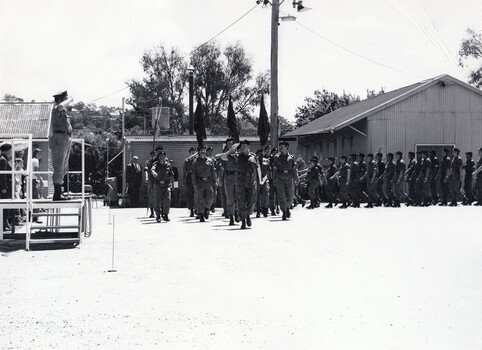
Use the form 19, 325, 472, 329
191, 145, 217, 222
473, 147, 482, 206
439, 148, 451, 206
362, 153, 378, 208
305, 156, 323, 209
151, 151, 174, 222
462, 151, 476, 205
49, 91, 73, 201
374, 152, 386, 206
449, 148, 463, 206
429, 150, 439, 205
272, 141, 298, 220
324, 157, 338, 208
347, 154, 359, 207
393, 151, 407, 207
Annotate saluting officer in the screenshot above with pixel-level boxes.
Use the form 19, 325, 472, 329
439, 148, 451, 206
462, 151, 476, 205
305, 156, 323, 209
449, 147, 463, 206
393, 151, 407, 207
272, 141, 298, 220
191, 145, 217, 222
362, 153, 378, 208
473, 147, 482, 206
183, 147, 197, 217
151, 151, 174, 222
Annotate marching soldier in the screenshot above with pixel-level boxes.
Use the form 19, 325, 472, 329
151, 151, 174, 222
383, 153, 396, 206
183, 147, 197, 217
255, 147, 271, 218
268, 147, 279, 216
449, 147, 463, 206
222, 138, 239, 223
405, 151, 416, 206
356, 153, 368, 204
324, 157, 338, 208
412, 151, 423, 206
419, 151, 432, 206
393, 151, 407, 207
362, 153, 378, 208
191, 145, 217, 222
347, 154, 359, 207
333, 156, 350, 209
305, 156, 323, 209
429, 150, 439, 205
473, 148, 482, 206
439, 148, 451, 206
375, 152, 386, 206
272, 141, 298, 220
462, 151, 476, 205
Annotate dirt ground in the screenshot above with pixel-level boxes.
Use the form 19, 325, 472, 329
1, 203, 482, 349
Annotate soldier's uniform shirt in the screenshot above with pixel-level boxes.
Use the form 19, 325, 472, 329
463, 159, 475, 179
192, 157, 216, 213
375, 160, 387, 202
430, 157, 439, 179
273, 153, 296, 211
451, 156, 463, 176
440, 156, 451, 178
462, 158, 476, 202
183, 157, 196, 210
223, 154, 238, 215
394, 160, 406, 179
358, 161, 367, 180
152, 162, 173, 215
145, 157, 157, 208
235, 153, 258, 219
384, 160, 396, 200
339, 163, 349, 182
421, 158, 432, 179
49, 106, 72, 185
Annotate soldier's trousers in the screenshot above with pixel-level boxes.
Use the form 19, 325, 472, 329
366, 180, 378, 204
348, 181, 358, 203
384, 179, 395, 201
376, 177, 386, 203
186, 175, 195, 210
147, 181, 155, 208
307, 180, 319, 204
440, 177, 450, 203
356, 181, 368, 203
421, 180, 431, 203
154, 184, 171, 215
224, 174, 236, 215
463, 177, 475, 202
236, 176, 257, 219
195, 179, 214, 213
394, 180, 407, 202
476, 177, 482, 202
450, 174, 462, 202
269, 180, 278, 210
220, 182, 227, 212
274, 177, 294, 212
407, 180, 416, 203
430, 178, 438, 203
256, 181, 269, 211
338, 181, 349, 203
49, 133, 71, 185
415, 180, 424, 204
326, 182, 337, 203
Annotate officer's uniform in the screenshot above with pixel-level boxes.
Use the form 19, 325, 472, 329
449, 151, 463, 205
462, 153, 476, 204
235, 152, 258, 224
273, 150, 297, 217
151, 154, 173, 222
439, 152, 451, 205
384, 156, 396, 205
183, 150, 196, 214
364, 156, 378, 207
306, 158, 323, 208
325, 159, 338, 207
394, 155, 407, 206
255, 154, 270, 216
49, 91, 72, 199
191, 150, 216, 221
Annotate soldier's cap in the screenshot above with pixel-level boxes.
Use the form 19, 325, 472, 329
328, 156, 335, 162
376, 152, 383, 158
149, 151, 155, 156
197, 145, 207, 151
155, 145, 163, 151
367, 153, 374, 158
310, 156, 319, 162
279, 141, 289, 147
263, 144, 272, 150
387, 152, 394, 157
239, 139, 250, 146
132, 155, 138, 160
206, 146, 213, 151
158, 151, 166, 156
466, 151, 473, 156
396, 151, 403, 156
271, 147, 278, 154
453, 147, 460, 153
408, 151, 415, 156
442, 147, 449, 153
0, 143, 12, 152
340, 155, 347, 160
429, 150, 436, 154
225, 137, 236, 143
188, 147, 196, 152
357, 153, 365, 158
53, 90, 68, 98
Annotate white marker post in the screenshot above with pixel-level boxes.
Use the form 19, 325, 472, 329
107, 206, 112, 225
108, 215, 117, 273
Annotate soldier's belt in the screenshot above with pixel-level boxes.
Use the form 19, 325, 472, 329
196, 176, 212, 181
277, 170, 290, 174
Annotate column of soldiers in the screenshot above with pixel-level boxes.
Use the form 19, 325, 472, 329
296, 147, 482, 209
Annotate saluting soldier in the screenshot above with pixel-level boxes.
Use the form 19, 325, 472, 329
439, 147, 451, 206
449, 147, 463, 206
383, 153, 396, 207
362, 153, 378, 208
191, 145, 217, 222
347, 154, 359, 207
151, 151, 174, 222
272, 141, 298, 220
255, 147, 271, 218
473, 147, 482, 206
462, 151, 476, 205
429, 150, 439, 205
324, 157, 338, 208
393, 151, 407, 207
405, 151, 416, 206
183, 147, 197, 217
419, 151, 432, 206
375, 152, 386, 206
305, 156, 323, 209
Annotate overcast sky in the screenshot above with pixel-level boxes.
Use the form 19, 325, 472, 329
1, 0, 481, 121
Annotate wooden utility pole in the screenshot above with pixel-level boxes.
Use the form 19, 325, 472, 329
188, 69, 194, 135
270, 0, 279, 148
121, 97, 126, 197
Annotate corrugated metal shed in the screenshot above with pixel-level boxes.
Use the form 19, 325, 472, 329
0, 102, 53, 138
284, 74, 482, 137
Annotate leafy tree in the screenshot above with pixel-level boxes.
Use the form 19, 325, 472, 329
2, 94, 24, 103
294, 90, 360, 128
459, 28, 482, 87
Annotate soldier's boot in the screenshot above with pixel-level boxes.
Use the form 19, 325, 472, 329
234, 212, 240, 222
281, 211, 287, 221
189, 209, 195, 217
276, 206, 280, 214
286, 208, 291, 219
262, 208, 268, 217
200, 215, 205, 222
246, 216, 252, 227
156, 213, 161, 223
293, 200, 298, 208
364, 202, 372, 208
53, 184, 69, 201
339, 202, 346, 209
325, 203, 333, 209
162, 214, 170, 222
240, 219, 247, 230
256, 210, 261, 218
149, 208, 155, 218
229, 215, 235, 226
448, 201, 457, 207
270, 208, 276, 216
204, 208, 210, 219
300, 199, 306, 207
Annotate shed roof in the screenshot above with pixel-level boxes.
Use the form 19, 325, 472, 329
284, 74, 482, 137
0, 102, 53, 139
